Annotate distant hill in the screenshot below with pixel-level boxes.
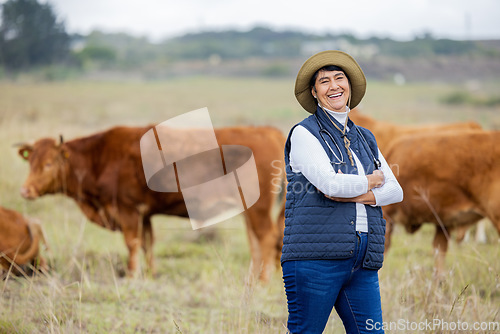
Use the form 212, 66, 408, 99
72, 27, 500, 82
162, 27, 497, 60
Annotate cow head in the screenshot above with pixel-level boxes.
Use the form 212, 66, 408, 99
18, 137, 69, 199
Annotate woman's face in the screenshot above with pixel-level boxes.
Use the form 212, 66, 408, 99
311, 70, 350, 113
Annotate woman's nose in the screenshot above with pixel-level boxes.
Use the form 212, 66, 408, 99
329, 81, 340, 90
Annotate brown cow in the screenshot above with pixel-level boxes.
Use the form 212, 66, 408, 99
18, 125, 286, 282
349, 108, 482, 154
349, 108, 488, 243
0, 206, 47, 275
382, 130, 500, 275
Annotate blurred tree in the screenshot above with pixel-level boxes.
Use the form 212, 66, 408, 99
77, 45, 116, 64
0, 0, 69, 69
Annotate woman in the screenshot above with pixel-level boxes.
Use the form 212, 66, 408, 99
281, 50, 403, 334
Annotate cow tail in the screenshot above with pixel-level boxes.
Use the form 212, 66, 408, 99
276, 175, 286, 258
10, 221, 43, 265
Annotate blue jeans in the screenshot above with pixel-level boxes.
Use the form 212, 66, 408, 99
282, 232, 384, 334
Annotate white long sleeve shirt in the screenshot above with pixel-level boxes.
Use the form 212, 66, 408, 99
289, 108, 403, 232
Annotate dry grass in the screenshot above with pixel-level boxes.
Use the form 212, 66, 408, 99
0, 77, 499, 333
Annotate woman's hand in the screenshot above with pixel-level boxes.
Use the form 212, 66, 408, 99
325, 191, 376, 205
322, 169, 380, 205
366, 170, 385, 189
336, 168, 384, 190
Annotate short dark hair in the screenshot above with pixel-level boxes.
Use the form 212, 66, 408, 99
309, 65, 349, 88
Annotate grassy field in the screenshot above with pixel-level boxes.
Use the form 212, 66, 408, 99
0, 77, 499, 333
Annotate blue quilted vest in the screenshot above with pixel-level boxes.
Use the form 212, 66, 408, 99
281, 106, 386, 270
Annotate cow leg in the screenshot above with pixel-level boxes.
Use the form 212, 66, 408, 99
474, 219, 487, 244
244, 217, 260, 286
141, 215, 155, 277
276, 202, 285, 267
75, 200, 110, 228
433, 226, 449, 278
382, 204, 399, 253
454, 225, 468, 243
123, 228, 141, 277
120, 211, 142, 278
244, 208, 278, 283
455, 219, 488, 244
384, 216, 395, 253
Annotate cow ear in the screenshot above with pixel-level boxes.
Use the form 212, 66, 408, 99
18, 145, 33, 161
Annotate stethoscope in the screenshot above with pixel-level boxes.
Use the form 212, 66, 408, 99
314, 113, 382, 170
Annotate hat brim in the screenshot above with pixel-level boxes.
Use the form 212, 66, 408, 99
295, 50, 366, 113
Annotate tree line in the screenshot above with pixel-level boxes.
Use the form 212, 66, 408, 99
1, 0, 498, 74
0, 0, 69, 69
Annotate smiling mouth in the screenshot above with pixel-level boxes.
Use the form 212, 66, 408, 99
328, 92, 343, 99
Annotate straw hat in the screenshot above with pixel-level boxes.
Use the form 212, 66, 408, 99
294, 50, 366, 113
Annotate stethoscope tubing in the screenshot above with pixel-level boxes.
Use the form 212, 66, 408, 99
314, 113, 381, 170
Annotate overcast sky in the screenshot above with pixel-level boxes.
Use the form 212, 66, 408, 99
17, 0, 500, 41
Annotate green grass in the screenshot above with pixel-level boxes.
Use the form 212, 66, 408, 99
1, 77, 499, 333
